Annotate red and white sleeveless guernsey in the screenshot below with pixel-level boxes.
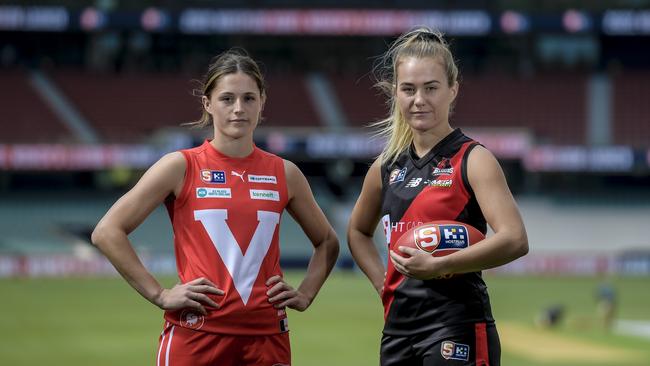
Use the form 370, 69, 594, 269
164, 140, 289, 335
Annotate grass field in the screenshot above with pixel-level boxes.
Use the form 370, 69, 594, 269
1, 272, 649, 365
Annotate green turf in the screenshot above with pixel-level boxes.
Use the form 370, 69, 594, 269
0, 273, 648, 365
487, 275, 650, 366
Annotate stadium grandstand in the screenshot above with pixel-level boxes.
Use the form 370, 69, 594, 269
1, 1, 649, 277
2, 2, 650, 366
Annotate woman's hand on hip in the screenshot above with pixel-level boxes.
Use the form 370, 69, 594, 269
155, 277, 224, 315
266, 275, 311, 312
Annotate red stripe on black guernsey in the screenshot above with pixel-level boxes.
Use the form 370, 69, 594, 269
380, 128, 495, 336
475, 322, 490, 365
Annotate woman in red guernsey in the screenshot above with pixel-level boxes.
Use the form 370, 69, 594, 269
92, 49, 339, 366
347, 28, 528, 366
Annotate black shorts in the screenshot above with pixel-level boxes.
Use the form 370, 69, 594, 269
380, 322, 500, 366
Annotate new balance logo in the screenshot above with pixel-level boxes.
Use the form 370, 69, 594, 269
405, 177, 422, 188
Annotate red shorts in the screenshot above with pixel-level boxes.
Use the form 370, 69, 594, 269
156, 322, 291, 366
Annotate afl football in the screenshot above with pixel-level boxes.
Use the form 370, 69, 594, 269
395, 220, 485, 257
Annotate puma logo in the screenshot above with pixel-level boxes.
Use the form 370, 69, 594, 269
231, 170, 246, 182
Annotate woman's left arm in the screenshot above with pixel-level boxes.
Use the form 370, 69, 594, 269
266, 160, 340, 311
441, 145, 529, 273
390, 146, 528, 279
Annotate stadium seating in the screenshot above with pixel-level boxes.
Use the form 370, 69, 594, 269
453, 73, 588, 145
328, 72, 589, 145
4, 69, 650, 147
0, 191, 172, 255
48, 71, 321, 143
50, 70, 199, 143
328, 74, 388, 127
264, 73, 322, 127
612, 71, 650, 148
0, 70, 72, 143
0, 184, 339, 259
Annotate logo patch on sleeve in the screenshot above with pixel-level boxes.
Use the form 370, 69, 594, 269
441, 341, 469, 361
250, 189, 280, 201
201, 170, 226, 183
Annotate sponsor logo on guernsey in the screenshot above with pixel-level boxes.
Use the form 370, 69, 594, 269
432, 158, 454, 176
381, 214, 391, 244
427, 179, 453, 188
383, 218, 425, 245
248, 174, 277, 184
405, 177, 422, 188
390, 220, 425, 234
196, 187, 231, 199
389, 167, 407, 184
279, 318, 289, 332
441, 341, 469, 361
250, 189, 280, 201
180, 310, 205, 330
231, 170, 246, 182
201, 170, 226, 183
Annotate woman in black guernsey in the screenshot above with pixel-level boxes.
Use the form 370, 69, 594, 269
347, 27, 529, 366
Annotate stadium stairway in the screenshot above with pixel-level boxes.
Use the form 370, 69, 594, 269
0, 70, 74, 143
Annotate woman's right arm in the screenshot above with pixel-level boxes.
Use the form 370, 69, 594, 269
91, 152, 222, 315
347, 159, 385, 296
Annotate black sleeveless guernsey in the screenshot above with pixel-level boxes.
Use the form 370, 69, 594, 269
380, 128, 494, 336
